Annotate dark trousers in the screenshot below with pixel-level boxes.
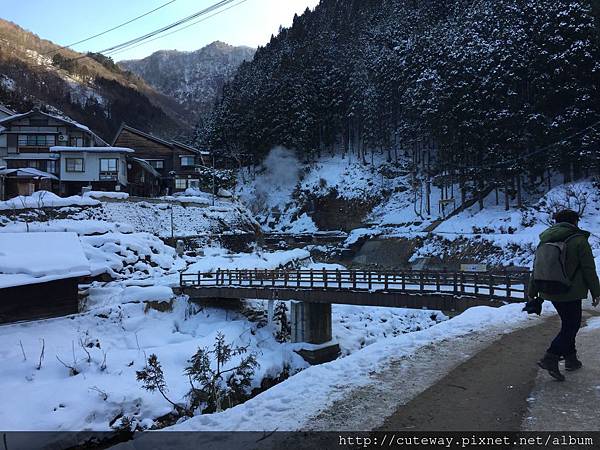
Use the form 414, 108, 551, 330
548, 300, 582, 357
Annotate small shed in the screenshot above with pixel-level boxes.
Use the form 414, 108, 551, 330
0, 232, 91, 324
0, 167, 58, 198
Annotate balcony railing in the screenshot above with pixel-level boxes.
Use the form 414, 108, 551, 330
99, 172, 118, 181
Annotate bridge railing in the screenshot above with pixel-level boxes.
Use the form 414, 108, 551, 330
180, 269, 530, 301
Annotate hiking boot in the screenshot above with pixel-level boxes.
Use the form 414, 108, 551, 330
564, 353, 582, 371
537, 352, 565, 381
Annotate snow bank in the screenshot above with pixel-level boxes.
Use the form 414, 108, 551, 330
186, 247, 310, 273
0, 219, 134, 235
86, 285, 174, 309
98, 198, 259, 237
82, 232, 177, 278
418, 179, 600, 268
84, 191, 130, 200
0, 298, 305, 431
0, 232, 90, 288
0, 191, 99, 210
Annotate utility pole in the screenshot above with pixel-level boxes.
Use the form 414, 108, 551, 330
212, 152, 216, 207
170, 204, 174, 240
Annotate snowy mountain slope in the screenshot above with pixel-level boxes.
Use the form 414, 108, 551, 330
119, 42, 255, 122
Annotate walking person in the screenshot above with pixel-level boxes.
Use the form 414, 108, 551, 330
528, 209, 600, 381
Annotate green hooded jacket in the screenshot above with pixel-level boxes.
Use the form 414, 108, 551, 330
528, 222, 600, 302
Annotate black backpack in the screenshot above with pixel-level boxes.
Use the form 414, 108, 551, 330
532, 233, 582, 294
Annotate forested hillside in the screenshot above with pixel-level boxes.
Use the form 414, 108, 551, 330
0, 19, 190, 141
205, 0, 600, 197
119, 41, 255, 125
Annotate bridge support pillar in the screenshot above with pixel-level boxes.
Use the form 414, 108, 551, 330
291, 301, 340, 364
291, 301, 332, 344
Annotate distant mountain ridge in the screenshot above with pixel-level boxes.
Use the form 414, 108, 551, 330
119, 41, 255, 123
0, 19, 192, 142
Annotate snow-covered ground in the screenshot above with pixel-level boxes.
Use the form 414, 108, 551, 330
1, 177, 598, 435
0, 192, 445, 432
411, 180, 600, 268
0, 190, 259, 237
0, 288, 443, 432
169, 302, 548, 432
0, 297, 303, 431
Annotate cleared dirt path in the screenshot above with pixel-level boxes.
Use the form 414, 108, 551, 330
377, 317, 559, 431
304, 316, 549, 431
522, 310, 600, 431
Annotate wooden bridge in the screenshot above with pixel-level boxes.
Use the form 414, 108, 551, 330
181, 268, 530, 359
180, 268, 530, 312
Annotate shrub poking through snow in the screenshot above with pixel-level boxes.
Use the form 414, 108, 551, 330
136, 354, 187, 415
185, 332, 259, 414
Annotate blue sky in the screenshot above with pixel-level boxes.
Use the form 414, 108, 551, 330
1, 0, 320, 60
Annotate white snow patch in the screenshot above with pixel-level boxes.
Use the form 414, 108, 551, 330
0, 191, 99, 210
0, 232, 90, 288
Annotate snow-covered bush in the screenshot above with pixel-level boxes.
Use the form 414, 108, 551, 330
185, 332, 258, 414
136, 333, 259, 421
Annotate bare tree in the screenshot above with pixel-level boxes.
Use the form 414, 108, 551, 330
541, 184, 589, 226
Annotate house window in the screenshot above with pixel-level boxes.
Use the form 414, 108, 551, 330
47, 160, 58, 174
69, 136, 84, 147
99, 158, 119, 180
180, 156, 195, 167
148, 160, 164, 170
188, 179, 200, 189
66, 158, 84, 172
175, 178, 187, 190
18, 135, 56, 147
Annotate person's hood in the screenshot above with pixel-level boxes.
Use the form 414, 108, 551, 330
539, 222, 590, 243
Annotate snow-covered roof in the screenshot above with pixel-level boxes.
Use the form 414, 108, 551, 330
115, 124, 206, 156
0, 104, 15, 116
50, 146, 134, 153
3, 154, 60, 160
172, 140, 209, 156
0, 232, 91, 289
131, 157, 161, 178
0, 168, 59, 180
0, 109, 109, 147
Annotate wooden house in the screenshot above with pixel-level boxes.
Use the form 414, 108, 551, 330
112, 124, 209, 194
0, 108, 133, 197
0, 232, 90, 324
128, 157, 162, 197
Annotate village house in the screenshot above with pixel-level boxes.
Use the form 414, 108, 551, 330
0, 108, 134, 197
112, 124, 209, 194
0, 232, 91, 324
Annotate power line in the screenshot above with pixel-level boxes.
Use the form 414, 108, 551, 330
43, 0, 177, 56
71, 0, 239, 62
106, 0, 250, 58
